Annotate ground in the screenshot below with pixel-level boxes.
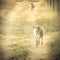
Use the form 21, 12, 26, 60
0, 1, 58, 60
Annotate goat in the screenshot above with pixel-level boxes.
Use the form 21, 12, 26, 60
33, 25, 44, 47
31, 3, 35, 10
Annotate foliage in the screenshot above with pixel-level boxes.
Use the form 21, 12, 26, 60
49, 33, 60, 60
9, 45, 29, 60
36, 18, 59, 33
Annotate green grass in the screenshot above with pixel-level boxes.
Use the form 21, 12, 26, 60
8, 45, 29, 60
36, 18, 59, 33
48, 33, 60, 60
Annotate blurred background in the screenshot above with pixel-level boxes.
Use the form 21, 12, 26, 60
0, 0, 60, 60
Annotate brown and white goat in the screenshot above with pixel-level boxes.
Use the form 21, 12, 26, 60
33, 25, 44, 47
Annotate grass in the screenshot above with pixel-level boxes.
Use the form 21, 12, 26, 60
48, 33, 60, 60
0, 1, 60, 60
6, 44, 30, 60
36, 18, 59, 33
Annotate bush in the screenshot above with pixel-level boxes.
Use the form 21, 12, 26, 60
49, 33, 60, 60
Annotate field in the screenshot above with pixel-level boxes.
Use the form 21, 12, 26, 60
0, 1, 60, 60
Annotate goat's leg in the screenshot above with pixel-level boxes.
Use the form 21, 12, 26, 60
38, 37, 40, 45
36, 35, 39, 47
41, 37, 43, 45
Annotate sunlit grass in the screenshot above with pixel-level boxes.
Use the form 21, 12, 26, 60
0, 0, 59, 60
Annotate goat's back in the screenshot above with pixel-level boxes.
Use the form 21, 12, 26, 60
34, 25, 44, 37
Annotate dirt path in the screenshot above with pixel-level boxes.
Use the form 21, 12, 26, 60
27, 35, 51, 60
